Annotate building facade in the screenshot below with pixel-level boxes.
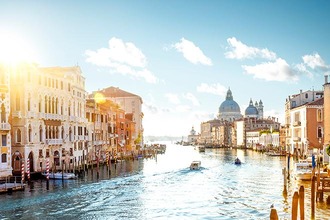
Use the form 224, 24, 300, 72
96, 87, 143, 148
285, 89, 324, 157
0, 64, 12, 177
10, 64, 88, 175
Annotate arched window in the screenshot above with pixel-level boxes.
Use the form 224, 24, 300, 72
317, 109, 322, 122
39, 125, 43, 142
17, 129, 22, 143
318, 127, 323, 138
39, 96, 42, 112
16, 93, 20, 111
1, 153, 7, 163
1, 103, 5, 123
27, 95, 31, 111
28, 125, 32, 143
61, 127, 64, 140
44, 96, 48, 113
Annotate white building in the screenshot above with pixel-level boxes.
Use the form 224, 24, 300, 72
10, 64, 88, 174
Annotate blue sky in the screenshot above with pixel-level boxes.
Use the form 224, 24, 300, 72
1, 1, 330, 137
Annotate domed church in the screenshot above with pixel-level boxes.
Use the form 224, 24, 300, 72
245, 98, 263, 119
217, 88, 242, 122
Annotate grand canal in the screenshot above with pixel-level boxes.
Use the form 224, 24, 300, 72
1, 142, 330, 219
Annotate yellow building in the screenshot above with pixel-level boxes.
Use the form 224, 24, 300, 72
0, 64, 12, 177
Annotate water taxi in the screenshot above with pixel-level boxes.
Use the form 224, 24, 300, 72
190, 161, 201, 170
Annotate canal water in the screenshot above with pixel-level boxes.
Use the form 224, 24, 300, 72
1, 142, 330, 219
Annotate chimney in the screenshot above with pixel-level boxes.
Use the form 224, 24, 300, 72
325, 75, 329, 84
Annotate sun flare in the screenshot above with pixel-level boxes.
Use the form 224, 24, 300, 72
0, 31, 37, 64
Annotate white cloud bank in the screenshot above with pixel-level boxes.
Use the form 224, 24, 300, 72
173, 38, 212, 65
242, 58, 299, 82
225, 37, 277, 60
85, 37, 158, 83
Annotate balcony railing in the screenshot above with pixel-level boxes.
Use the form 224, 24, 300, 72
0, 122, 10, 130
45, 139, 63, 145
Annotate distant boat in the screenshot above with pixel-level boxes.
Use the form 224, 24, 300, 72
42, 172, 77, 180
234, 158, 241, 165
198, 146, 205, 152
265, 151, 286, 157
190, 161, 201, 170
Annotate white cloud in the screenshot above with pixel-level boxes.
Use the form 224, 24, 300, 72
173, 38, 212, 65
165, 93, 181, 104
183, 93, 200, 106
242, 58, 299, 82
303, 53, 328, 70
225, 37, 277, 60
197, 83, 227, 96
85, 37, 158, 83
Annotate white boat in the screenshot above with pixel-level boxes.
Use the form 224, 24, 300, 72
190, 161, 201, 170
42, 172, 77, 180
294, 159, 328, 181
294, 160, 312, 181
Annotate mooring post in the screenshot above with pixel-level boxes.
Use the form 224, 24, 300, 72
270, 208, 279, 220
299, 185, 305, 220
292, 191, 299, 220
311, 175, 316, 219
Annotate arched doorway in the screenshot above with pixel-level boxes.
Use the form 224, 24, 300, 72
28, 151, 34, 172
12, 151, 22, 174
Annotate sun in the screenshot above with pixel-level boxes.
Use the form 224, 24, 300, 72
0, 31, 37, 65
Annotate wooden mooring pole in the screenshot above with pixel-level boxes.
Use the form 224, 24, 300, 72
270, 208, 279, 220
291, 191, 299, 220
299, 186, 305, 220
311, 175, 316, 219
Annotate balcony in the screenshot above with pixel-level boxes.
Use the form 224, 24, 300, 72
45, 139, 63, 145
293, 137, 301, 142
0, 122, 10, 130
293, 121, 301, 127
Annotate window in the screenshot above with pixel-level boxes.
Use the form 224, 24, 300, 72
1, 153, 7, 163
1, 103, 5, 123
318, 127, 323, 138
317, 109, 322, 122
17, 129, 22, 143
16, 93, 20, 111
39, 149, 43, 158
2, 134, 6, 146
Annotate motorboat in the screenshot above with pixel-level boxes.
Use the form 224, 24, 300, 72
294, 160, 312, 181
234, 158, 241, 165
42, 172, 77, 180
294, 159, 328, 181
190, 161, 201, 170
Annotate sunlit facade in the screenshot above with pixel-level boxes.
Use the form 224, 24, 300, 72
10, 64, 88, 174
0, 64, 12, 177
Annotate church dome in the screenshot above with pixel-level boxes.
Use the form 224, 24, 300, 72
218, 89, 242, 121
245, 99, 258, 116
